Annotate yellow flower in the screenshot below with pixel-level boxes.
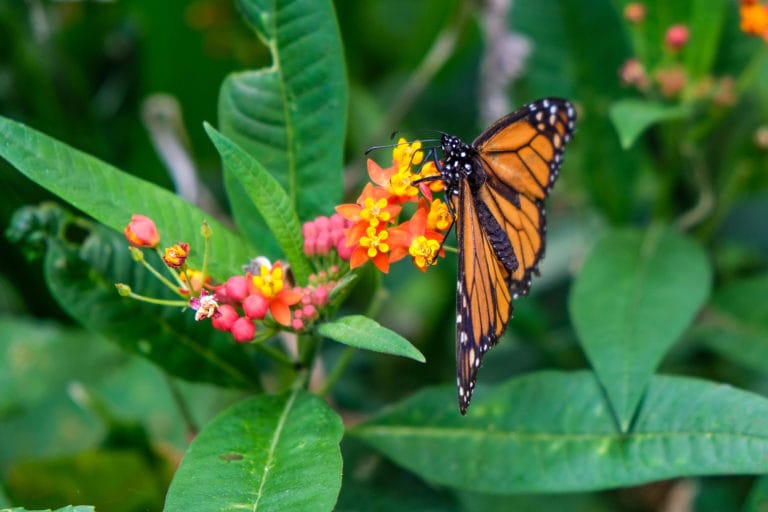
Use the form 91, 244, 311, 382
359, 226, 390, 258
409, 235, 441, 271
359, 196, 392, 227
427, 198, 453, 232
392, 138, 424, 172
252, 263, 285, 299
389, 169, 419, 199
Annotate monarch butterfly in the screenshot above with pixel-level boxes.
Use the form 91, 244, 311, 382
420, 98, 576, 414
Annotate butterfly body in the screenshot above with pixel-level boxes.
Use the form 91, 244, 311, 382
431, 98, 576, 414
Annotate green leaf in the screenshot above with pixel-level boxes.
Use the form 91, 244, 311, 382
743, 475, 768, 512
318, 315, 425, 363
219, 0, 347, 251
351, 370, 768, 494
44, 219, 260, 389
164, 390, 344, 512
569, 226, 711, 431
696, 274, 768, 373
0, 115, 254, 278
5, 450, 170, 512
609, 99, 692, 149
3, 507, 95, 512
685, 0, 728, 78
204, 124, 313, 284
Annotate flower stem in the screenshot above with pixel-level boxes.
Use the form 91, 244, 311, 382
318, 345, 357, 398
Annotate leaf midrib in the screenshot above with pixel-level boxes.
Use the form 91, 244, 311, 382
270, 0, 297, 212
252, 386, 299, 511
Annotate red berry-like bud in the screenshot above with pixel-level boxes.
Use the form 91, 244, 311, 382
124, 215, 160, 248
231, 317, 256, 342
212, 304, 238, 331
665, 24, 689, 50
224, 276, 250, 302
243, 294, 269, 319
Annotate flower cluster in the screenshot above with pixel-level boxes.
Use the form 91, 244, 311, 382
741, 0, 768, 42
205, 259, 342, 342
118, 142, 451, 344
618, 4, 736, 106
119, 211, 354, 344
335, 139, 451, 274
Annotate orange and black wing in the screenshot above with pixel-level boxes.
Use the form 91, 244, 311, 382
454, 179, 514, 414
455, 98, 575, 413
473, 98, 575, 295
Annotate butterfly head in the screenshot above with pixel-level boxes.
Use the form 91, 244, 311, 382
439, 134, 476, 195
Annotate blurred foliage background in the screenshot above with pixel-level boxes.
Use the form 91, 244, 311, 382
2, 0, 768, 510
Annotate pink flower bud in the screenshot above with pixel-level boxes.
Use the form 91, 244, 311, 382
302, 220, 317, 239
292, 318, 305, 331
304, 238, 316, 257
124, 215, 160, 248
329, 213, 347, 230
302, 304, 317, 319
224, 276, 250, 302
212, 305, 238, 331
311, 287, 329, 306
231, 317, 256, 342
623, 3, 645, 24
665, 24, 689, 50
316, 233, 331, 255
336, 238, 353, 261
314, 215, 330, 234
243, 294, 269, 319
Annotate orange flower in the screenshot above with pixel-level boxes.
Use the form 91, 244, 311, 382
251, 261, 302, 326
349, 225, 391, 273
335, 182, 401, 226
389, 204, 445, 271
124, 214, 159, 248
163, 242, 190, 268
741, 0, 768, 41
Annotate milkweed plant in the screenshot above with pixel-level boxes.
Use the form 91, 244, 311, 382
3, 1, 768, 511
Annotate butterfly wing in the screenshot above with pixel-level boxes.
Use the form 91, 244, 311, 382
454, 179, 514, 414
473, 98, 576, 295
454, 98, 575, 413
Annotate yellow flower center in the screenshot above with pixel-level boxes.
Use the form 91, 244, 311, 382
359, 226, 390, 258
252, 264, 284, 299
409, 235, 441, 270
360, 197, 391, 227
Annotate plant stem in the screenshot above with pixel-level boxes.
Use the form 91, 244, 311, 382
318, 345, 357, 398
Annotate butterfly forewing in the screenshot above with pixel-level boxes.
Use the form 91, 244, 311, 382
474, 99, 576, 200
453, 181, 513, 414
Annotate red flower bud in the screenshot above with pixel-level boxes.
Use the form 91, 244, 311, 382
243, 294, 269, 319
231, 317, 256, 342
224, 276, 250, 302
212, 304, 238, 331
124, 215, 159, 248
665, 24, 689, 50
